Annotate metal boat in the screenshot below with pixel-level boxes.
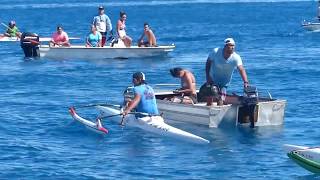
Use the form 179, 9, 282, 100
155, 90, 286, 128
39, 44, 175, 59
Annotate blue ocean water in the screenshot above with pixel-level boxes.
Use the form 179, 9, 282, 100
0, 0, 320, 179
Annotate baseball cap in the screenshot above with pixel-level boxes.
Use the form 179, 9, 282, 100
224, 38, 235, 45
132, 72, 146, 81
98, 6, 104, 10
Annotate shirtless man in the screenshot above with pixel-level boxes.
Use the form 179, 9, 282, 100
169, 67, 197, 104
138, 23, 157, 47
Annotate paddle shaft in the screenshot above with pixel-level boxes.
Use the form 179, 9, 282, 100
1, 22, 10, 30
75, 103, 121, 108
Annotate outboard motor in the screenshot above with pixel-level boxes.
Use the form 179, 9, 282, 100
20, 32, 40, 58
243, 85, 258, 105
241, 85, 259, 128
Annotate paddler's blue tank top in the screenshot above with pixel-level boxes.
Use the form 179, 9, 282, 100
133, 84, 159, 115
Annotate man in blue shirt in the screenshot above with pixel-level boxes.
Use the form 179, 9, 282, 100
205, 38, 249, 106
92, 6, 112, 47
122, 72, 159, 116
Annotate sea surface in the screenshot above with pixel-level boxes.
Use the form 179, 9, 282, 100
0, 0, 319, 179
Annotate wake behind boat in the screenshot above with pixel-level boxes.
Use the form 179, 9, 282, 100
38, 44, 175, 59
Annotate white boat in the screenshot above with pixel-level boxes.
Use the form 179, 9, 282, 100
69, 107, 108, 134
0, 36, 79, 42
95, 105, 210, 144
301, 1, 320, 31
283, 144, 320, 173
155, 91, 286, 128
39, 44, 175, 59
302, 21, 320, 31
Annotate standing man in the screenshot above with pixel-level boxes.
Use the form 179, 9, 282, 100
93, 6, 112, 47
205, 38, 249, 106
122, 72, 159, 117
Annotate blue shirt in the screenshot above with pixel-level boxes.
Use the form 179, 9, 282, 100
208, 47, 243, 87
87, 32, 102, 47
93, 14, 112, 33
133, 84, 159, 115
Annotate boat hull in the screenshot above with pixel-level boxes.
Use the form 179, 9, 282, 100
284, 144, 320, 174
156, 92, 286, 128
302, 22, 320, 31
96, 105, 209, 144
39, 45, 175, 59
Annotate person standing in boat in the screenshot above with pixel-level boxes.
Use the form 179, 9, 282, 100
318, 0, 320, 21
138, 23, 157, 47
86, 25, 102, 47
205, 38, 249, 106
3, 21, 21, 38
50, 25, 70, 47
93, 6, 112, 47
116, 11, 132, 47
169, 67, 197, 104
122, 72, 159, 118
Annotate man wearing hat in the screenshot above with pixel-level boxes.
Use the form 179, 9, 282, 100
122, 72, 159, 117
92, 6, 112, 47
205, 38, 249, 106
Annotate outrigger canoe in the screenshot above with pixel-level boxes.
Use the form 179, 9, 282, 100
284, 144, 320, 174
95, 105, 210, 144
69, 107, 108, 134
39, 44, 175, 59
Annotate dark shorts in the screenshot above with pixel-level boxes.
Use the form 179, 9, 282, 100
99, 32, 107, 37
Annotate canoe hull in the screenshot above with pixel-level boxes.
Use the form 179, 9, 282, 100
96, 105, 209, 144
39, 45, 175, 59
284, 144, 320, 174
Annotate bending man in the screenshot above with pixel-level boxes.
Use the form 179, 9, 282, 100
169, 67, 197, 104
205, 38, 249, 106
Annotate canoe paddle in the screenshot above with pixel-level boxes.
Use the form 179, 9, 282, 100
74, 103, 122, 109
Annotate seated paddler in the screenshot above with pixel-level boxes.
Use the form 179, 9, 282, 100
169, 67, 197, 104
122, 72, 159, 118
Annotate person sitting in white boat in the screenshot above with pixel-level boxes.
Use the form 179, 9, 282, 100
116, 11, 132, 47
2, 21, 21, 38
169, 67, 197, 104
138, 23, 157, 47
50, 26, 70, 47
205, 38, 249, 106
122, 72, 159, 119
93, 6, 112, 47
86, 25, 102, 47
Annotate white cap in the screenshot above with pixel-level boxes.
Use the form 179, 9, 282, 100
224, 38, 235, 45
